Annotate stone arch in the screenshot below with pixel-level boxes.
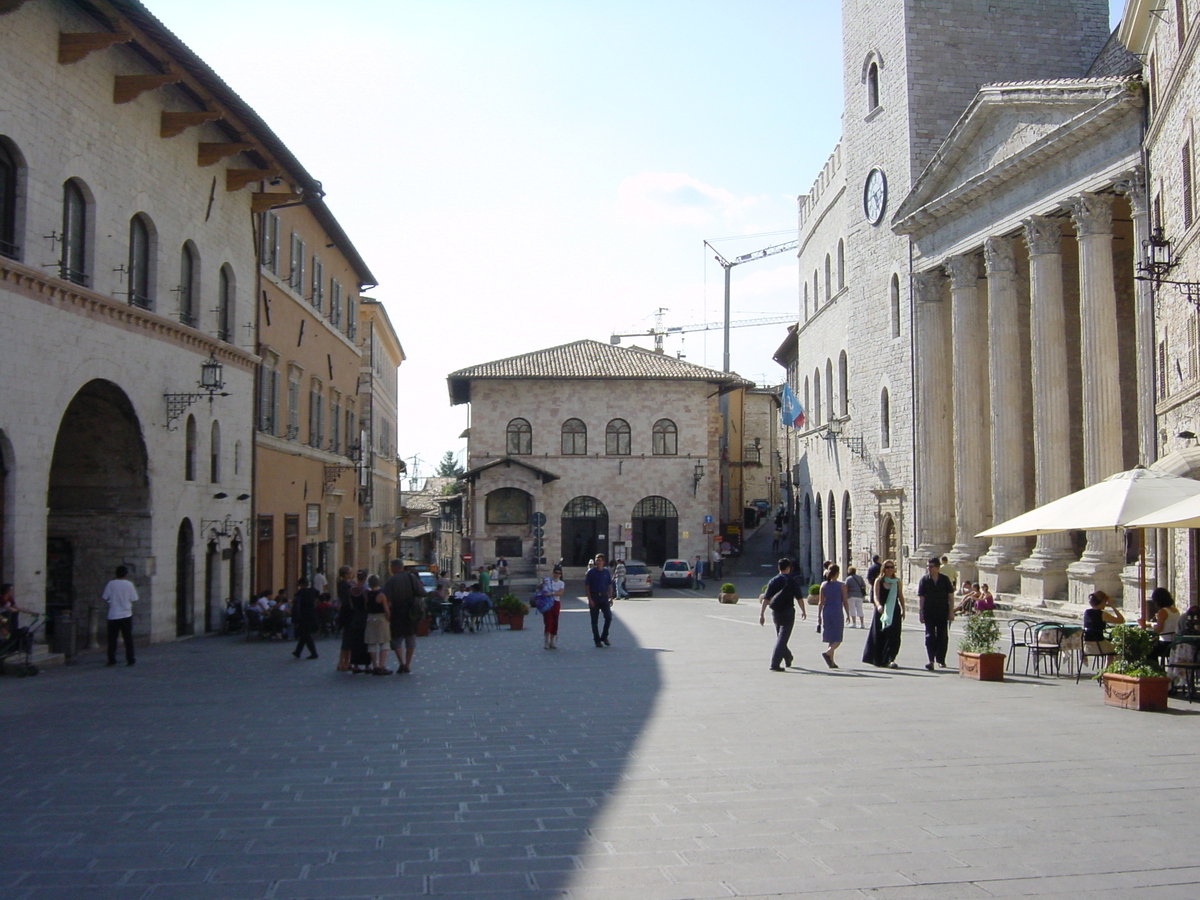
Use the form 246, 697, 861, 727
176, 518, 195, 638
179, 240, 200, 327
813, 493, 824, 570
632, 496, 678, 566
47, 380, 151, 644
561, 496, 608, 566
0, 134, 28, 262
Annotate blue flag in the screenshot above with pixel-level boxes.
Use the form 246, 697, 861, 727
781, 383, 806, 430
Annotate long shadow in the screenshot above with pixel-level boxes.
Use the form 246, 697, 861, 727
0, 590, 661, 899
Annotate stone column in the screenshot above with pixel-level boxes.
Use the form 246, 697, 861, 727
976, 236, 1027, 593
1115, 168, 1158, 600
1016, 215, 1076, 602
911, 268, 954, 585
945, 253, 991, 584
1065, 192, 1125, 603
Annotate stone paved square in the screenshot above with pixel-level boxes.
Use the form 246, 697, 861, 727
2, 550, 1198, 899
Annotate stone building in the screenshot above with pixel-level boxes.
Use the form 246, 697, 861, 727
0, 0, 289, 643
356, 297, 403, 577
785, 0, 1149, 607
252, 198, 375, 594
447, 340, 749, 578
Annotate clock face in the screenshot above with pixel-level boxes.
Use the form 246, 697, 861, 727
863, 167, 887, 225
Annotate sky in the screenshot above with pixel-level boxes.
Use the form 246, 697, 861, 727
148, 0, 1128, 484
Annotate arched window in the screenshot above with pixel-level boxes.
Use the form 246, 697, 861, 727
838, 351, 848, 417
652, 418, 678, 455
837, 239, 845, 290
179, 242, 199, 327
824, 254, 832, 301
561, 418, 587, 455
890, 273, 901, 338
803, 283, 809, 321
185, 415, 197, 482
814, 494, 824, 564
210, 420, 221, 484
880, 387, 891, 449
841, 493, 852, 573
217, 264, 235, 342
0, 138, 20, 260
487, 487, 532, 524
61, 179, 88, 285
827, 491, 837, 570
506, 417, 532, 455
128, 214, 154, 310
605, 418, 630, 455
825, 359, 834, 422
813, 369, 822, 425
803, 377, 810, 422
813, 270, 819, 309
867, 61, 880, 111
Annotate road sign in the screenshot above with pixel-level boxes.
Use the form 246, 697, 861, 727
533, 527, 544, 538
531, 512, 546, 526
704, 515, 713, 524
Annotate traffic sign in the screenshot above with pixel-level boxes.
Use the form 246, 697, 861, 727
533, 527, 544, 538
531, 512, 546, 526
704, 515, 713, 524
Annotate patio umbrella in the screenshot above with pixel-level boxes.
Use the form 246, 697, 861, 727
1125, 492, 1200, 529
975, 466, 1200, 619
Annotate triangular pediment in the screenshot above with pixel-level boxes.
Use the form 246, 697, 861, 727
893, 77, 1141, 234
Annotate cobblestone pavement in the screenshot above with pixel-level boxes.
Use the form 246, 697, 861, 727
2, 541, 1198, 899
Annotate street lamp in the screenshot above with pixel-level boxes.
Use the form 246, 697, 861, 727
163, 354, 231, 430
692, 460, 705, 496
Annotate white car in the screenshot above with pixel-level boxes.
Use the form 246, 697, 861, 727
621, 560, 653, 596
659, 558, 694, 588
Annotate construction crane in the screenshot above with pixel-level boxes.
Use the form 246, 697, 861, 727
610, 308, 794, 355
705, 238, 799, 372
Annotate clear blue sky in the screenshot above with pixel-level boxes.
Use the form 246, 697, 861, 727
150, 0, 1129, 482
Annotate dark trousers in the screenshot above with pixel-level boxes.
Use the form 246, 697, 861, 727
771, 608, 795, 668
924, 618, 949, 665
293, 624, 317, 658
695, 565, 705, 589
589, 596, 612, 643
107, 616, 135, 664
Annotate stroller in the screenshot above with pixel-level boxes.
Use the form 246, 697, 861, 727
0, 612, 44, 677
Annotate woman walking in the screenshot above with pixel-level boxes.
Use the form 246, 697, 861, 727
817, 564, 850, 668
363, 574, 392, 675
863, 558, 905, 668
543, 566, 565, 649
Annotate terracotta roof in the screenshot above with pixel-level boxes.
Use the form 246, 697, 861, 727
448, 340, 749, 405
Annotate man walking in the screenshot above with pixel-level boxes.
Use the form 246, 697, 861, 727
101, 565, 137, 667
693, 555, 706, 590
613, 557, 628, 599
291, 576, 320, 660
585, 553, 614, 647
384, 558, 426, 674
866, 555, 882, 587
759, 558, 806, 671
918, 557, 955, 671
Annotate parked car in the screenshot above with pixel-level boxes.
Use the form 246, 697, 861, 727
622, 560, 653, 596
416, 571, 437, 594
751, 499, 771, 516
660, 558, 693, 588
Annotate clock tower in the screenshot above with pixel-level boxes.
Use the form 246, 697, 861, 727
790, 0, 1109, 584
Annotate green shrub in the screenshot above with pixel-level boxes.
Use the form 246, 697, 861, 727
721, 583, 737, 594
809, 584, 821, 596
496, 594, 529, 615
1103, 623, 1163, 676
958, 609, 1000, 654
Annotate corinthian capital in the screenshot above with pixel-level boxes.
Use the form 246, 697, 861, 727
984, 236, 1016, 275
945, 253, 980, 289
913, 269, 945, 304
1023, 215, 1062, 257
1066, 192, 1114, 237
1114, 167, 1148, 216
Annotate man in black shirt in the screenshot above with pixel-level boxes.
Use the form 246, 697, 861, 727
917, 557, 955, 671
866, 555, 882, 587
758, 558, 807, 671
291, 576, 320, 660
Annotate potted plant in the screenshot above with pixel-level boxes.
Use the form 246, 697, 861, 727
718, 583, 739, 604
957, 609, 1004, 681
496, 594, 529, 631
808, 583, 821, 607
1100, 623, 1170, 711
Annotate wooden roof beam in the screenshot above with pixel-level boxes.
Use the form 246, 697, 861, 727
198, 142, 255, 167
227, 168, 278, 192
114, 71, 180, 104
252, 192, 305, 213
58, 29, 132, 64
160, 110, 222, 138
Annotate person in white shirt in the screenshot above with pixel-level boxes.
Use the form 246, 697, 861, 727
101, 565, 138, 667
311, 568, 328, 595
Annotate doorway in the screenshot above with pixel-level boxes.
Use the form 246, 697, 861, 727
176, 520, 195, 637
632, 496, 678, 566
561, 496, 608, 566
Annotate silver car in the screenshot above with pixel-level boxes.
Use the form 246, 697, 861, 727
621, 560, 652, 596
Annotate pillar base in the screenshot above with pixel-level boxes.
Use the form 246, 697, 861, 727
947, 543, 986, 586
1015, 550, 1074, 604
1119, 562, 1157, 616
977, 542, 1027, 594
1066, 553, 1124, 607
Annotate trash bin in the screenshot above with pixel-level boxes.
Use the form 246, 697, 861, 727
52, 613, 76, 658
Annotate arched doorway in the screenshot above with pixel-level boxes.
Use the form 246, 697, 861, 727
561, 496, 608, 566
175, 520, 195, 637
204, 536, 220, 635
881, 514, 898, 564
47, 380, 150, 644
827, 491, 836, 570
842, 493, 852, 573
632, 496, 678, 565
813, 494, 824, 570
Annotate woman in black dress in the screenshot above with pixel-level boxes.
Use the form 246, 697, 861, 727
863, 558, 905, 668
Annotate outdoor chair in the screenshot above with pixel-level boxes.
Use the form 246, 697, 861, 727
1076, 638, 1113, 684
1027, 623, 1065, 677
1006, 618, 1037, 674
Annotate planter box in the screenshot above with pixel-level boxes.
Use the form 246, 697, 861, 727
495, 610, 511, 626
1102, 673, 1171, 711
958, 651, 1005, 681
718, 592, 739, 604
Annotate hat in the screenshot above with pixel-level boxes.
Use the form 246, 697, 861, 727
928, 557, 941, 567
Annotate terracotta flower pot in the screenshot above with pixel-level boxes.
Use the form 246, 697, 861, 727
1102, 673, 1171, 711
718, 592, 739, 604
957, 651, 1005, 681
508, 614, 525, 631
495, 609, 511, 626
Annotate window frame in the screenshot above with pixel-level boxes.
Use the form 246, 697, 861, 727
605, 418, 631, 456
507, 417, 532, 455
127, 214, 153, 310
561, 418, 587, 455
652, 418, 678, 456
61, 179, 88, 286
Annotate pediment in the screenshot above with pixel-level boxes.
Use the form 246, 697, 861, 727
893, 78, 1142, 234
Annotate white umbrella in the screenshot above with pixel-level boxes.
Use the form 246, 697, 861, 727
1125, 492, 1200, 529
976, 466, 1200, 538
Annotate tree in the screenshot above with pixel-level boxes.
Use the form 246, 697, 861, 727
436, 450, 464, 478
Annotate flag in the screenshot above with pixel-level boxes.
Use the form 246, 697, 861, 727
781, 382, 806, 430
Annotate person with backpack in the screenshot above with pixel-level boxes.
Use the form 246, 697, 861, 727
758, 557, 807, 671
383, 558, 426, 674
